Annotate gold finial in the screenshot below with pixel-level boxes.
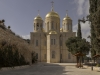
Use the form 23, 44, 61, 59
66, 10, 68, 16
51, 1, 54, 11
38, 10, 40, 16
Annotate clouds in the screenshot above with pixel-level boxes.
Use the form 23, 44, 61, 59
77, 0, 85, 15
21, 35, 30, 39
73, 0, 90, 41
73, 21, 90, 41
74, 0, 89, 16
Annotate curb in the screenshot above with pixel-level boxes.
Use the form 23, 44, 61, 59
83, 65, 100, 71
0, 65, 31, 71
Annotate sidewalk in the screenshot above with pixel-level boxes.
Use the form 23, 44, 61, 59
83, 65, 100, 71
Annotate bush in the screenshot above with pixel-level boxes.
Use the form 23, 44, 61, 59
0, 25, 6, 30
0, 40, 29, 68
96, 63, 100, 67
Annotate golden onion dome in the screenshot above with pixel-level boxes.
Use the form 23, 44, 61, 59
46, 11, 60, 18
34, 16, 42, 20
49, 31, 57, 34
63, 16, 71, 20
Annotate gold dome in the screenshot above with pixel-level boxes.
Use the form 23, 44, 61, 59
34, 16, 42, 20
49, 31, 57, 34
63, 16, 71, 20
46, 11, 60, 18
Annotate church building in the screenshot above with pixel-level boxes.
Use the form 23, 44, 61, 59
30, 2, 76, 63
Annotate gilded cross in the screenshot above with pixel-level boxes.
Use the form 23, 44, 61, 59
38, 10, 40, 16
66, 10, 68, 16
51, 1, 54, 11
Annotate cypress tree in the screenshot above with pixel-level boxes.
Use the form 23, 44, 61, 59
77, 20, 82, 39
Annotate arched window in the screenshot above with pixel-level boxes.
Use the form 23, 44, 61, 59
47, 22, 49, 25
51, 21, 54, 29
34, 23, 35, 30
54, 39, 56, 45
67, 24, 69, 30
47, 22, 49, 30
36, 40, 38, 46
64, 23, 65, 30
37, 23, 39, 30
37, 23, 39, 27
52, 51, 55, 58
56, 23, 57, 29
40, 23, 42, 30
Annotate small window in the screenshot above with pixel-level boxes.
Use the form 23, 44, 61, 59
36, 40, 38, 46
34, 25, 35, 30
67, 24, 69, 30
51, 21, 53, 29
37, 23, 39, 27
47, 22, 49, 25
54, 39, 56, 45
52, 51, 55, 58
56, 23, 57, 29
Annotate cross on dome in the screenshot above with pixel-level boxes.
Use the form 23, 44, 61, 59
66, 10, 68, 16
38, 10, 40, 16
51, 1, 54, 11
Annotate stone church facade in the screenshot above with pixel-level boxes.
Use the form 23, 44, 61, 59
30, 3, 76, 63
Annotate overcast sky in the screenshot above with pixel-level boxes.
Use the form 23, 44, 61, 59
0, 0, 90, 41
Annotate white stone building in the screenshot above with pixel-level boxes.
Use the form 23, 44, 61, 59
30, 2, 76, 63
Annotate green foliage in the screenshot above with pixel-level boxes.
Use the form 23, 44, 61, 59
0, 40, 29, 68
66, 37, 89, 55
0, 25, 6, 30
77, 22, 82, 39
31, 52, 37, 64
96, 63, 100, 67
89, 0, 100, 55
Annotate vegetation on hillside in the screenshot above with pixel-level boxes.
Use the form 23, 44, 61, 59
0, 40, 29, 68
0, 20, 37, 68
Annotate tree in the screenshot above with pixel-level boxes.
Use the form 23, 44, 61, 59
8, 26, 11, 29
89, 0, 100, 55
0, 39, 29, 68
66, 37, 89, 54
66, 37, 89, 67
77, 20, 82, 39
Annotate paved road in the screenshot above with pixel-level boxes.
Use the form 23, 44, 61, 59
0, 63, 100, 75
